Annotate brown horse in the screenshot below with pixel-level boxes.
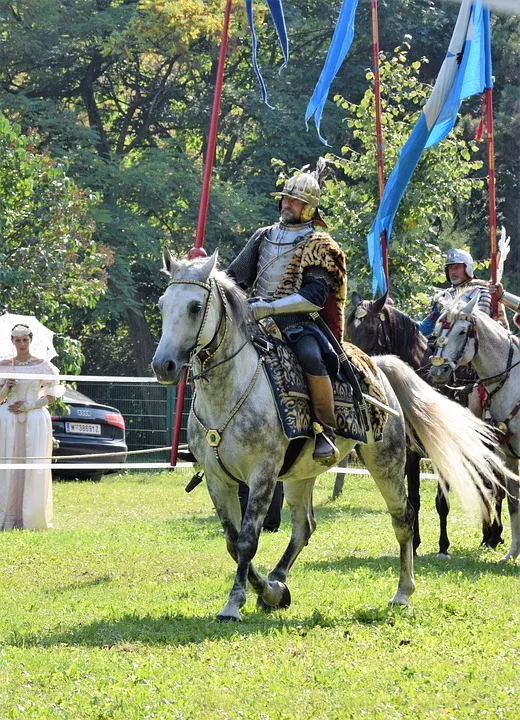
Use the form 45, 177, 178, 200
344, 292, 505, 557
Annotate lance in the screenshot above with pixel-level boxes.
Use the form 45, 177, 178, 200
483, 8, 498, 318
170, 0, 233, 467
371, 0, 390, 294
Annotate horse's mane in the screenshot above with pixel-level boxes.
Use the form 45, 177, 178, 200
214, 269, 254, 334
383, 304, 429, 356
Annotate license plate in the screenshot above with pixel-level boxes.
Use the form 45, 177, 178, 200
65, 422, 101, 436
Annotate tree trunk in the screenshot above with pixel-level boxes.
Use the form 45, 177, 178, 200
125, 308, 156, 377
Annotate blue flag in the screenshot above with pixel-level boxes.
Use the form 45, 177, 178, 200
246, 0, 289, 108
305, 0, 359, 145
367, 0, 492, 295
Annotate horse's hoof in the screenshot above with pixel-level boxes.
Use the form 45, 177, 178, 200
389, 592, 411, 607
435, 552, 451, 560
256, 582, 291, 612
216, 613, 242, 623
257, 596, 274, 613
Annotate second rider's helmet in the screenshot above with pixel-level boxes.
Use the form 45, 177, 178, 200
445, 248, 474, 283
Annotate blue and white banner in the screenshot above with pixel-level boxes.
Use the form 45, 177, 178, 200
367, 0, 492, 295
246, 0, 289, 108
305, 0, 359, 145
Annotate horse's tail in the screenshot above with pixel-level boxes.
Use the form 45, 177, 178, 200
375, 354, 508, 518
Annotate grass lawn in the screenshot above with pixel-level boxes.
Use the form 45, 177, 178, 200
0, 468, 518, 719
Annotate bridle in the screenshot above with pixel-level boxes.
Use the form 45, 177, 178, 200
431, 313, 478, 371
167, 276, 261, 482
352, 304, 392, 355
167, 277, 247, 380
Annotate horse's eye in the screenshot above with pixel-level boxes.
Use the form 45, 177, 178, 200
189, 301, 203, 315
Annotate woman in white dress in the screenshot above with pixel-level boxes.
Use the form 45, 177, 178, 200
0, 324, 62, 530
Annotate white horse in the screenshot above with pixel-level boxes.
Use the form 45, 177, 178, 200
430, 293, 520, 562
152, 251, 508, 621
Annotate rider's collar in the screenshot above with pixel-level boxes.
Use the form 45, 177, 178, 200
277, 220, 314, 231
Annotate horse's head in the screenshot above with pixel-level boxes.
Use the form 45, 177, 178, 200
429, 293, 479, 385
152, 249, 222, 385
345, 291, 389, 355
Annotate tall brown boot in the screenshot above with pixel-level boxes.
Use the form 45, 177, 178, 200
305, 374, 340, 466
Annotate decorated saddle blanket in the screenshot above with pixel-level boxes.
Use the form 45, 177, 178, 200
258, 334, 388, 444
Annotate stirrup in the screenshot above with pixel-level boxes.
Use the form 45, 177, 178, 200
313, 432, 340, 467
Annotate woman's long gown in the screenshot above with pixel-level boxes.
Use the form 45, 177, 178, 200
0, 360, 61, 530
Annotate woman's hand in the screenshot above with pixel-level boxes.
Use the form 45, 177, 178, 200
8, 400, 26, 414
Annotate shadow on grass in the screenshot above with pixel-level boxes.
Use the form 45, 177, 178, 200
304, 549, 520, 579
8, 603, 406, 649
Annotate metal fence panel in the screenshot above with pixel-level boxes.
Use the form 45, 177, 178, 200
75, 381, 192, 464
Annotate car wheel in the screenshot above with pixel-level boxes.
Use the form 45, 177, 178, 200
88, 473, 104, 483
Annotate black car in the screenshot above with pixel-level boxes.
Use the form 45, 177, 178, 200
51, 388, 128, 481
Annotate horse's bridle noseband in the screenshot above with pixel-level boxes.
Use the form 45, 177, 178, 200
167, 277, 234, 378
431, 314, 478, 370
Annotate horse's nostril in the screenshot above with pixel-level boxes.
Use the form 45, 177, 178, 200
164, 360, 176, 375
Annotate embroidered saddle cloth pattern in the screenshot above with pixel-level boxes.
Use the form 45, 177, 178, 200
260, 335, 387, 444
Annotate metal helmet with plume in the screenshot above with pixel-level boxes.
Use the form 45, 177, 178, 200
278, 157, 329, 227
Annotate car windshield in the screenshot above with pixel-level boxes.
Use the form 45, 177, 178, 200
62, 387, 94, 404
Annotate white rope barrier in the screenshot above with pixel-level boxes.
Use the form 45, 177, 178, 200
0, 373, 158, 382
0, 462, 194, 471
1, 446, 172, 462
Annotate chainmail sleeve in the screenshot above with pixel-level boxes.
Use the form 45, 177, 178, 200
226, 227, 270, 291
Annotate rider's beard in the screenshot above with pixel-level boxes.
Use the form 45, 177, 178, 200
450, 276, 464, 286
280, 208, 301, 224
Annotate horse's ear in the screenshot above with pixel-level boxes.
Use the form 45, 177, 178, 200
461, 290, 479, 317
351, 292, 362, 308
163, 247, 179, 277
198, 249, 219, 282
372, 291, 388, 313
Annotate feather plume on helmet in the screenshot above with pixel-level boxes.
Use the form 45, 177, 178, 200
273, 157, 330, 227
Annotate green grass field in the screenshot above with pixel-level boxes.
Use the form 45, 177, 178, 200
0, 469, 518, 719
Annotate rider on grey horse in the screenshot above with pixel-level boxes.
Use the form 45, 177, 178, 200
417, 248, 508, 338
227, 159, 347, 465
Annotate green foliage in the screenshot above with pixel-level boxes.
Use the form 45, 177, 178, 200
326, 45, 484, 315
0, 470, 518, 717
0, 1, 517, 371
0, 115, 111, 371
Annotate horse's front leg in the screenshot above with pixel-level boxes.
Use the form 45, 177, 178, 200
258, 477, 316, 609
208, 464, 287, 621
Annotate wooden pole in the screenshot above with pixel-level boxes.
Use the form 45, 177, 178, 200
371, 0, 389, 294
170, 0, 233, 466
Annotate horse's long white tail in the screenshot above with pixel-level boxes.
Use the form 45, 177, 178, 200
375, 355, 508, 518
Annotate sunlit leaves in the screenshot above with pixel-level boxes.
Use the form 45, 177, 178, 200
0, 115, 111, 370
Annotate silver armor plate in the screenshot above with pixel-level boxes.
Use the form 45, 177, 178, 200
254, 221, 314, 298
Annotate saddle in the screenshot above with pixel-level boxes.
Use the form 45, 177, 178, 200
255, 329, 388, 445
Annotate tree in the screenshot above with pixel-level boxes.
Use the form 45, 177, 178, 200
0, 115, 111, 371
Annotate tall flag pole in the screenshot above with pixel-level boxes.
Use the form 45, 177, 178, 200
370, 0, 389, 293
170, 0, 233, 467
482, 8, 498, 316
366, 0, 492, 295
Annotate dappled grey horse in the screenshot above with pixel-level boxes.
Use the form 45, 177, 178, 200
430, 293, 520, 562
152, 251, 508, 621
